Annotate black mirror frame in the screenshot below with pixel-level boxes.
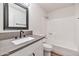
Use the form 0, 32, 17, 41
3, 3, 29, 30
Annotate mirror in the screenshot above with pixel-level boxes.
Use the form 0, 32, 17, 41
3, 3, 28, 30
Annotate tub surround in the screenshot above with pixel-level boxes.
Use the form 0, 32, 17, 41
52, 44, 79, 56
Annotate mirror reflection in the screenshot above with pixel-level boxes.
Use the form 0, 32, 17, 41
4, 3, 28, 30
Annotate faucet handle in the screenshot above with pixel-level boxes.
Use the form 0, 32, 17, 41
15, 36, 18, 39
23, 35, 26, 37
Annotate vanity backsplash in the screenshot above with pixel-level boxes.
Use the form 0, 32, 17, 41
0, 30, 32, 40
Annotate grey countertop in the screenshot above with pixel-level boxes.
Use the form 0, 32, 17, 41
0, 35, 45, 56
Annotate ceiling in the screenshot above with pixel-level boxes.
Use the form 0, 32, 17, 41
38, 3, 74, 13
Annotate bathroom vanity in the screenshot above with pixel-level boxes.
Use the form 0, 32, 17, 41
0, 31, 45, 56
10, 36, 44, 56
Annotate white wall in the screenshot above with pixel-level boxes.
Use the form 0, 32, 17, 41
0, 3, 3, 31
0, 3, 47, 35
29, 3, 47, 35
74, 4, 79, 51
47, 6, 79, 51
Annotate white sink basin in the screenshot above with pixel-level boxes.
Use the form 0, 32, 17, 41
11, 37, 34, 45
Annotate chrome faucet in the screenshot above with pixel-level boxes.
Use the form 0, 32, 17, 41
20, 30, 24, 38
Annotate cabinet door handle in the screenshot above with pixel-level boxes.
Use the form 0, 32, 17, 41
32, 53, 35, 56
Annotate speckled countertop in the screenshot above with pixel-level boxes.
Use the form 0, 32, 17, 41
0, 35, 45, 56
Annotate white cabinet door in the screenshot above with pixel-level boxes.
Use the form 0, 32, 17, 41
34, 44, 43, 56
32, 40, 44, 56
